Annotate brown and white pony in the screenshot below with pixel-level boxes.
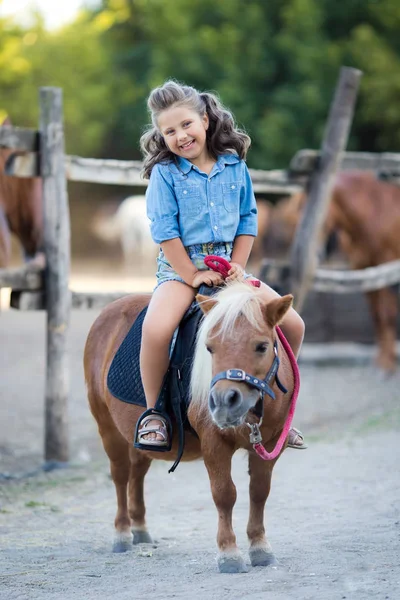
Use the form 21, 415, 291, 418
84, 282, 296, 573
0, 117, 43, 267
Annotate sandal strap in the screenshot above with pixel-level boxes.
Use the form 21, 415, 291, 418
140, 415, 167, 429
138, 426, 168, 441
138, 416, 168, 444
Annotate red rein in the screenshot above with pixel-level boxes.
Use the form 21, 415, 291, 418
204, 255, 261, 287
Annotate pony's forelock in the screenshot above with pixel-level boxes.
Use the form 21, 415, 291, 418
190, 282, 265, 408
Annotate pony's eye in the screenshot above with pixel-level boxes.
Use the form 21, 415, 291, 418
256, 342, 268, 354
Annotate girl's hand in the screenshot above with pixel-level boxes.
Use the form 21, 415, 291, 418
191, 270, 224, 289
226, 262, 245, 282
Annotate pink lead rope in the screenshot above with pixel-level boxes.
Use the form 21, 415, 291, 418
251, 327, 300, 460
204, 254, 300, 461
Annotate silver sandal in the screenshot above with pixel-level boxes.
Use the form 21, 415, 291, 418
137, 415, 169, 447
287, 427, 308, 449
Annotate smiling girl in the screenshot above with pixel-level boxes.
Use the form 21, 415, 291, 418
135, 80, 306, 451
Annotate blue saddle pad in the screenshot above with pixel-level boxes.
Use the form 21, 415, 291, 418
107, 302, 203, 411
107, 306, 149, 406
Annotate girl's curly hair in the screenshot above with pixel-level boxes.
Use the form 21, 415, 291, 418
140, 80, 251, 179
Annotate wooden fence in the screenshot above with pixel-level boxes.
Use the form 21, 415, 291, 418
2, 67, 400, 463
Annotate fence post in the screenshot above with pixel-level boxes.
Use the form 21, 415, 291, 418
289, 66, 362, 311
39, 87, 71, 464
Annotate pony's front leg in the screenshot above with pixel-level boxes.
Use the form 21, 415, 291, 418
103, 432, 133, 553
203, 443, 248, 573
128, 446, 153, 544
247, 452, 277, 567
366, 288, 398, 374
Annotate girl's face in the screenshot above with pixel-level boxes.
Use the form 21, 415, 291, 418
157, 105, 210, 166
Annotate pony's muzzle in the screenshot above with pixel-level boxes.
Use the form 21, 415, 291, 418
209, 386, 245, 428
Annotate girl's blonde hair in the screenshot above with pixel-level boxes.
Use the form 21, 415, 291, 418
140, 80, 251, 179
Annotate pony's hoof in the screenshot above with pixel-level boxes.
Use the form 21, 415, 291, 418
112, 540, 132, 553
218, 555, 248, 574
249, 548, 278, 567
377, 367, 395, 381
132, 530, 153, 545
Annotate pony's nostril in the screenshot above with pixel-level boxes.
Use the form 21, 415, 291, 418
208, 391, 216, 411
225, 389, 241, 408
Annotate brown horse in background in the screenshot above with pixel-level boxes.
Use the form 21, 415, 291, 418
262, 171, 400, 373
0, 118, 43, 267
84, 282, 295, 573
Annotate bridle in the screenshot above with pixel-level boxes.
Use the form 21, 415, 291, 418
209, 337, 291, 461
204, 255, 300, 461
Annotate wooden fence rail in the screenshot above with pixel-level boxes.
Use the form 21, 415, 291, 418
3, 148, 303, 195
5, 144, 400, 190
260, 258, 400, 295
0, 264, 43, 289
290, 148, 400, 177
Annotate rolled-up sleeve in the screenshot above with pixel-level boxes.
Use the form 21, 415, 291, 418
236, 162, 258, 237
146, 163, 180, 244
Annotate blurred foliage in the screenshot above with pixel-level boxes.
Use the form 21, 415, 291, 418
1, 0, 400, 167
0, 11, 121, 155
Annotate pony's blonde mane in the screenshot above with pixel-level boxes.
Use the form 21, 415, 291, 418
190, 282, 265, 407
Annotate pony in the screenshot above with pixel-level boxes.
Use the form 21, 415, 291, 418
90, 195, 158, 271
260, 171, 400, 373
84, 281, 296, 573
0, 117, 43, 267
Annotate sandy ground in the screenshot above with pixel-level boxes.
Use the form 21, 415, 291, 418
1, 292, 400, 599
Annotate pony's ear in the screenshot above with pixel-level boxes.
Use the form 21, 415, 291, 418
196, 294, 217, 314
264, 294, 293, 328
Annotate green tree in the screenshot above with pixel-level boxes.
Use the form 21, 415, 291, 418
0, 12, 119, 156
94, 0, 400, 167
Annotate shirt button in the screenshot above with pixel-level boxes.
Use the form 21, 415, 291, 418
214, 226, 218, 230
210, 202, 214, 207
183, 190, 188, 194
231, 185, 236, 190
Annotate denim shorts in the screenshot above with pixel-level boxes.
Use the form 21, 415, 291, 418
155, 241, 254, 288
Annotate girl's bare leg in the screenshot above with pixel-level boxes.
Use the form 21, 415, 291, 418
140, 281, 196, 441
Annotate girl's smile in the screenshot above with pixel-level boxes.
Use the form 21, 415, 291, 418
180, 139, 196, 151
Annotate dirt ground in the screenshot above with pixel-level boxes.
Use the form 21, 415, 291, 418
1, 281, 400, 600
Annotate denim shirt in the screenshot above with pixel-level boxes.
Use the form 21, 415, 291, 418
146, 153, 258, 246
